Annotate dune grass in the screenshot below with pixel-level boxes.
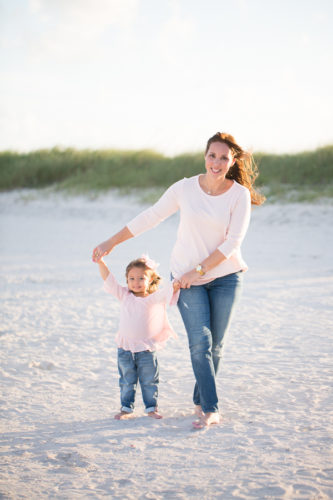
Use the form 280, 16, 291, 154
254, 146, 333, 186
0, 145, 332, 202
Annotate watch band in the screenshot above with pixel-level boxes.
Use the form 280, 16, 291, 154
196, 264, 205, 276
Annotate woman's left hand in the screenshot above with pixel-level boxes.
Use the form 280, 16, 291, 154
179, 270, 199, 289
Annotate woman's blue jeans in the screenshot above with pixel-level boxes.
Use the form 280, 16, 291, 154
177, 272, 243, 414
117, 348, 159, 413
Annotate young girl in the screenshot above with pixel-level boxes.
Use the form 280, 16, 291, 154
97, 254, 180, 420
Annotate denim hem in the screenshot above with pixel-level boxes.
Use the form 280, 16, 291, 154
145, 406, 157, 413
193, 401, 220, 413
121, 406, 134, 413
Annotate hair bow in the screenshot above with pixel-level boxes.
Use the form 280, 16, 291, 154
141, 254, 159, 271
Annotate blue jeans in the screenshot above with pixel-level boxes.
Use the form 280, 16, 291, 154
117, 348, 159, 413
177, 272, 243, 414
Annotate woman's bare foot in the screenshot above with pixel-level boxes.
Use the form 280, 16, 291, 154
192, 412, 220, 429
114, 411, 134, 420
194, 405, 204, 417
148, 410, 163, 419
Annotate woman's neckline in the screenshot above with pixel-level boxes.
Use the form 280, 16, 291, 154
197, 175, 235, 197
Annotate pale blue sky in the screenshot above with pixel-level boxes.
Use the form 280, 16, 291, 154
1, 0, 332, 155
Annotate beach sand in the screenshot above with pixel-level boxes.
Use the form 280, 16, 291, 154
1, 190, 332, 499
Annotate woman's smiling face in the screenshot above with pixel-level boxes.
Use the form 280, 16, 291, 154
204, 141, 235, 180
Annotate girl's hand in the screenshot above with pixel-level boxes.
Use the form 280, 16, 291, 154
173, 280, 181, 292
179, 270, 199, 289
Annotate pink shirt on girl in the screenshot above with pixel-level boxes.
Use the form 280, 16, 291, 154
104, 272, 179, 353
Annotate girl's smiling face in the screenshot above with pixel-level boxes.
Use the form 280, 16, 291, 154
127, 266, 151, 297
205, 141, 235, 180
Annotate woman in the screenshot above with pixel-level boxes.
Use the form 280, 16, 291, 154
92, 132, 265, 428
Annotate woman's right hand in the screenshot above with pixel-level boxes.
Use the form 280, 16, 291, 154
92, 227, 134, 263
92, 240, 114, 262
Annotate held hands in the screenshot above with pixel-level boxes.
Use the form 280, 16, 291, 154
173, 280, 181, 292
179, 269, 200, 289
92, 228, 133, 263
92, 240, 113, 262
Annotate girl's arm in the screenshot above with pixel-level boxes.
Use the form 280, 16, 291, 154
97, 258, 110, 280
97, 259, 127, 300
92, 226, 133, 262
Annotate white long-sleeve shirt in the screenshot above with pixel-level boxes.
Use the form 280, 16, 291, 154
127, 175, 251, 284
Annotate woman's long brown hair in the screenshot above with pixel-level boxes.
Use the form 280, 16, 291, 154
205, 132, 265, 206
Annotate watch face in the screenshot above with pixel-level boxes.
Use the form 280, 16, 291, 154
196, 265, 203, 275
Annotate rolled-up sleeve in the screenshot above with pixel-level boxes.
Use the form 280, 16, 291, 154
127, 180, 182, 236
217, 189, 251, 258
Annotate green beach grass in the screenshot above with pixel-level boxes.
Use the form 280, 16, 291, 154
1, 145, 332, 202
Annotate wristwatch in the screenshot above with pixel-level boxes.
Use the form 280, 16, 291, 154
196, 264, 205, 276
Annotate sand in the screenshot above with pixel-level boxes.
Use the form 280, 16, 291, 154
1, 189, 332, 499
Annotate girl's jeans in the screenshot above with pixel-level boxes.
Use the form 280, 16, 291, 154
117, 348, 159, 413
177, 272, 243, 414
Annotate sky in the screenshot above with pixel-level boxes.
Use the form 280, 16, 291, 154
1, 0, 333, 156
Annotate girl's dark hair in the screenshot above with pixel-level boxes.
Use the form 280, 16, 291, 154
205, 132, 265, 205
125, 258, 161, 294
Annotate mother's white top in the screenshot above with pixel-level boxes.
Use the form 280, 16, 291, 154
127, 175, 251, 284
